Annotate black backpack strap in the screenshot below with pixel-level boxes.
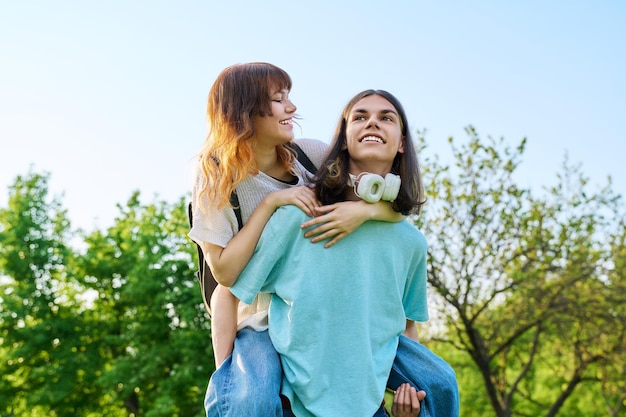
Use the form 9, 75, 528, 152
230, 191, 243, 230
290, 142, 318, 174
187, 202, 214, 314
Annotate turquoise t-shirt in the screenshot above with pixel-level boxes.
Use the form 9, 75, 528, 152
230, 205, 429, 417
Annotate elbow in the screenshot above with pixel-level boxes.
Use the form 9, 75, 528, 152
214, 276, 237, 288
202, 244, 238, 287
211, 267, 238, 288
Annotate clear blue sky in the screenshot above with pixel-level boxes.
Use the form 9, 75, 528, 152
1, 1, 624, 231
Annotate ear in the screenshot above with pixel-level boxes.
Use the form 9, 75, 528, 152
341, 134, 349, 150
397, 136, 406, 154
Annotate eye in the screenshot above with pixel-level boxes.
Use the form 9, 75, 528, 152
271, 90, 290, 104
353, 115, 366, 121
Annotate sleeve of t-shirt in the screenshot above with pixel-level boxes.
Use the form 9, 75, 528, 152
188, 166, 238, 248
402, 230, 430, 322
229, 207, 291, 304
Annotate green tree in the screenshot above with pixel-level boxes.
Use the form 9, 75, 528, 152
0, 171, 212, 416
76, 192, 211, 416
0, 171, 106, 416
597, 221, 626, 417
415, 128, 626, 417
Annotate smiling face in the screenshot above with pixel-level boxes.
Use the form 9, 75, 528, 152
252, 88, 297, 147
345, 94, 405, 175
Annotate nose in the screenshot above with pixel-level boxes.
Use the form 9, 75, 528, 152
366, 117, 379, 129
286, 99, 297, 113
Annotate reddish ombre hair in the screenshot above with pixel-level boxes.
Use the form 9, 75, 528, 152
197, 62, 296, 210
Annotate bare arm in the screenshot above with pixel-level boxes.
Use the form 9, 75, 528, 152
203, 186, 319, 287
210, 285, 238, 368
300, 200, 405, 248
403, 319, 419, 342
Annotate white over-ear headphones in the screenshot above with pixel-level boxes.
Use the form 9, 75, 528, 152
348, 172, 401, 203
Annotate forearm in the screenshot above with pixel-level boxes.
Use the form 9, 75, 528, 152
302, 200, 405, 247
367, 200, 405, 223
403, 320, 419, 342
210, 285, 239, 368
205, 198, 278, 287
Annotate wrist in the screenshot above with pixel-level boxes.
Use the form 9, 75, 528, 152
364, 200, 385, 221
261, 193, 280, 212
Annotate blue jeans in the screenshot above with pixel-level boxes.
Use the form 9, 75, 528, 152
205, 330, 458, 417
387, 336, 460, 417
205, 328, 283, 417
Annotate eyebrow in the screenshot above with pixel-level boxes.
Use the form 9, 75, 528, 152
352, 108, 399, 116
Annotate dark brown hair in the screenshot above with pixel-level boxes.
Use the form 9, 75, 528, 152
314, 89, 425, 215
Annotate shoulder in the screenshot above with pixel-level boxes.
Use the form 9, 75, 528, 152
294, 138, 329, 167
271, 205, 308, 226
294, 137, 327, 151
392, 220, 428, 250
259, 206, 309, 250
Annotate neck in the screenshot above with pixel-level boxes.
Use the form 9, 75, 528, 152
253, 140, 280, 172
348, 161, 392, 178
255, 143, 294, 181
345, 191, 361, 202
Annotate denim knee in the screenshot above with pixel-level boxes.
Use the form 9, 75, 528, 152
389, 336, 460, 417
205, 328, 283, 417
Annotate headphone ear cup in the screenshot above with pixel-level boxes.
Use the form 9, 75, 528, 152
382, 173, 401, 202
356, 174, 385, 203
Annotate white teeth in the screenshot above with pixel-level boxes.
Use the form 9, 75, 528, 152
361, 136, 383, 143
280, 120, 292, 125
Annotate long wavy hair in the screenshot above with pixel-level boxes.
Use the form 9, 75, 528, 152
314, 89, 425, 215
196, 62, 298, 210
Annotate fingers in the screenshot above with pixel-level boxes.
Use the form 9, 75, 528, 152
300, 206, 336, 238
321, 232, 347, 248
301, 216, 349, 247
301, 222, 348, 248
300, 215, 326, 230
391, 383, 423, 417
277, 186, 319, 216
300, 204, 336, 228
299, 202, 363, 247
295, 188, 319, 217
417, 389, 426, 401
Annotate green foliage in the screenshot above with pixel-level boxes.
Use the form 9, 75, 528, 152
0, 171, 212, 416
75, 192, 212, 416
0, 170, 98, 416
415, 127, 626, 417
